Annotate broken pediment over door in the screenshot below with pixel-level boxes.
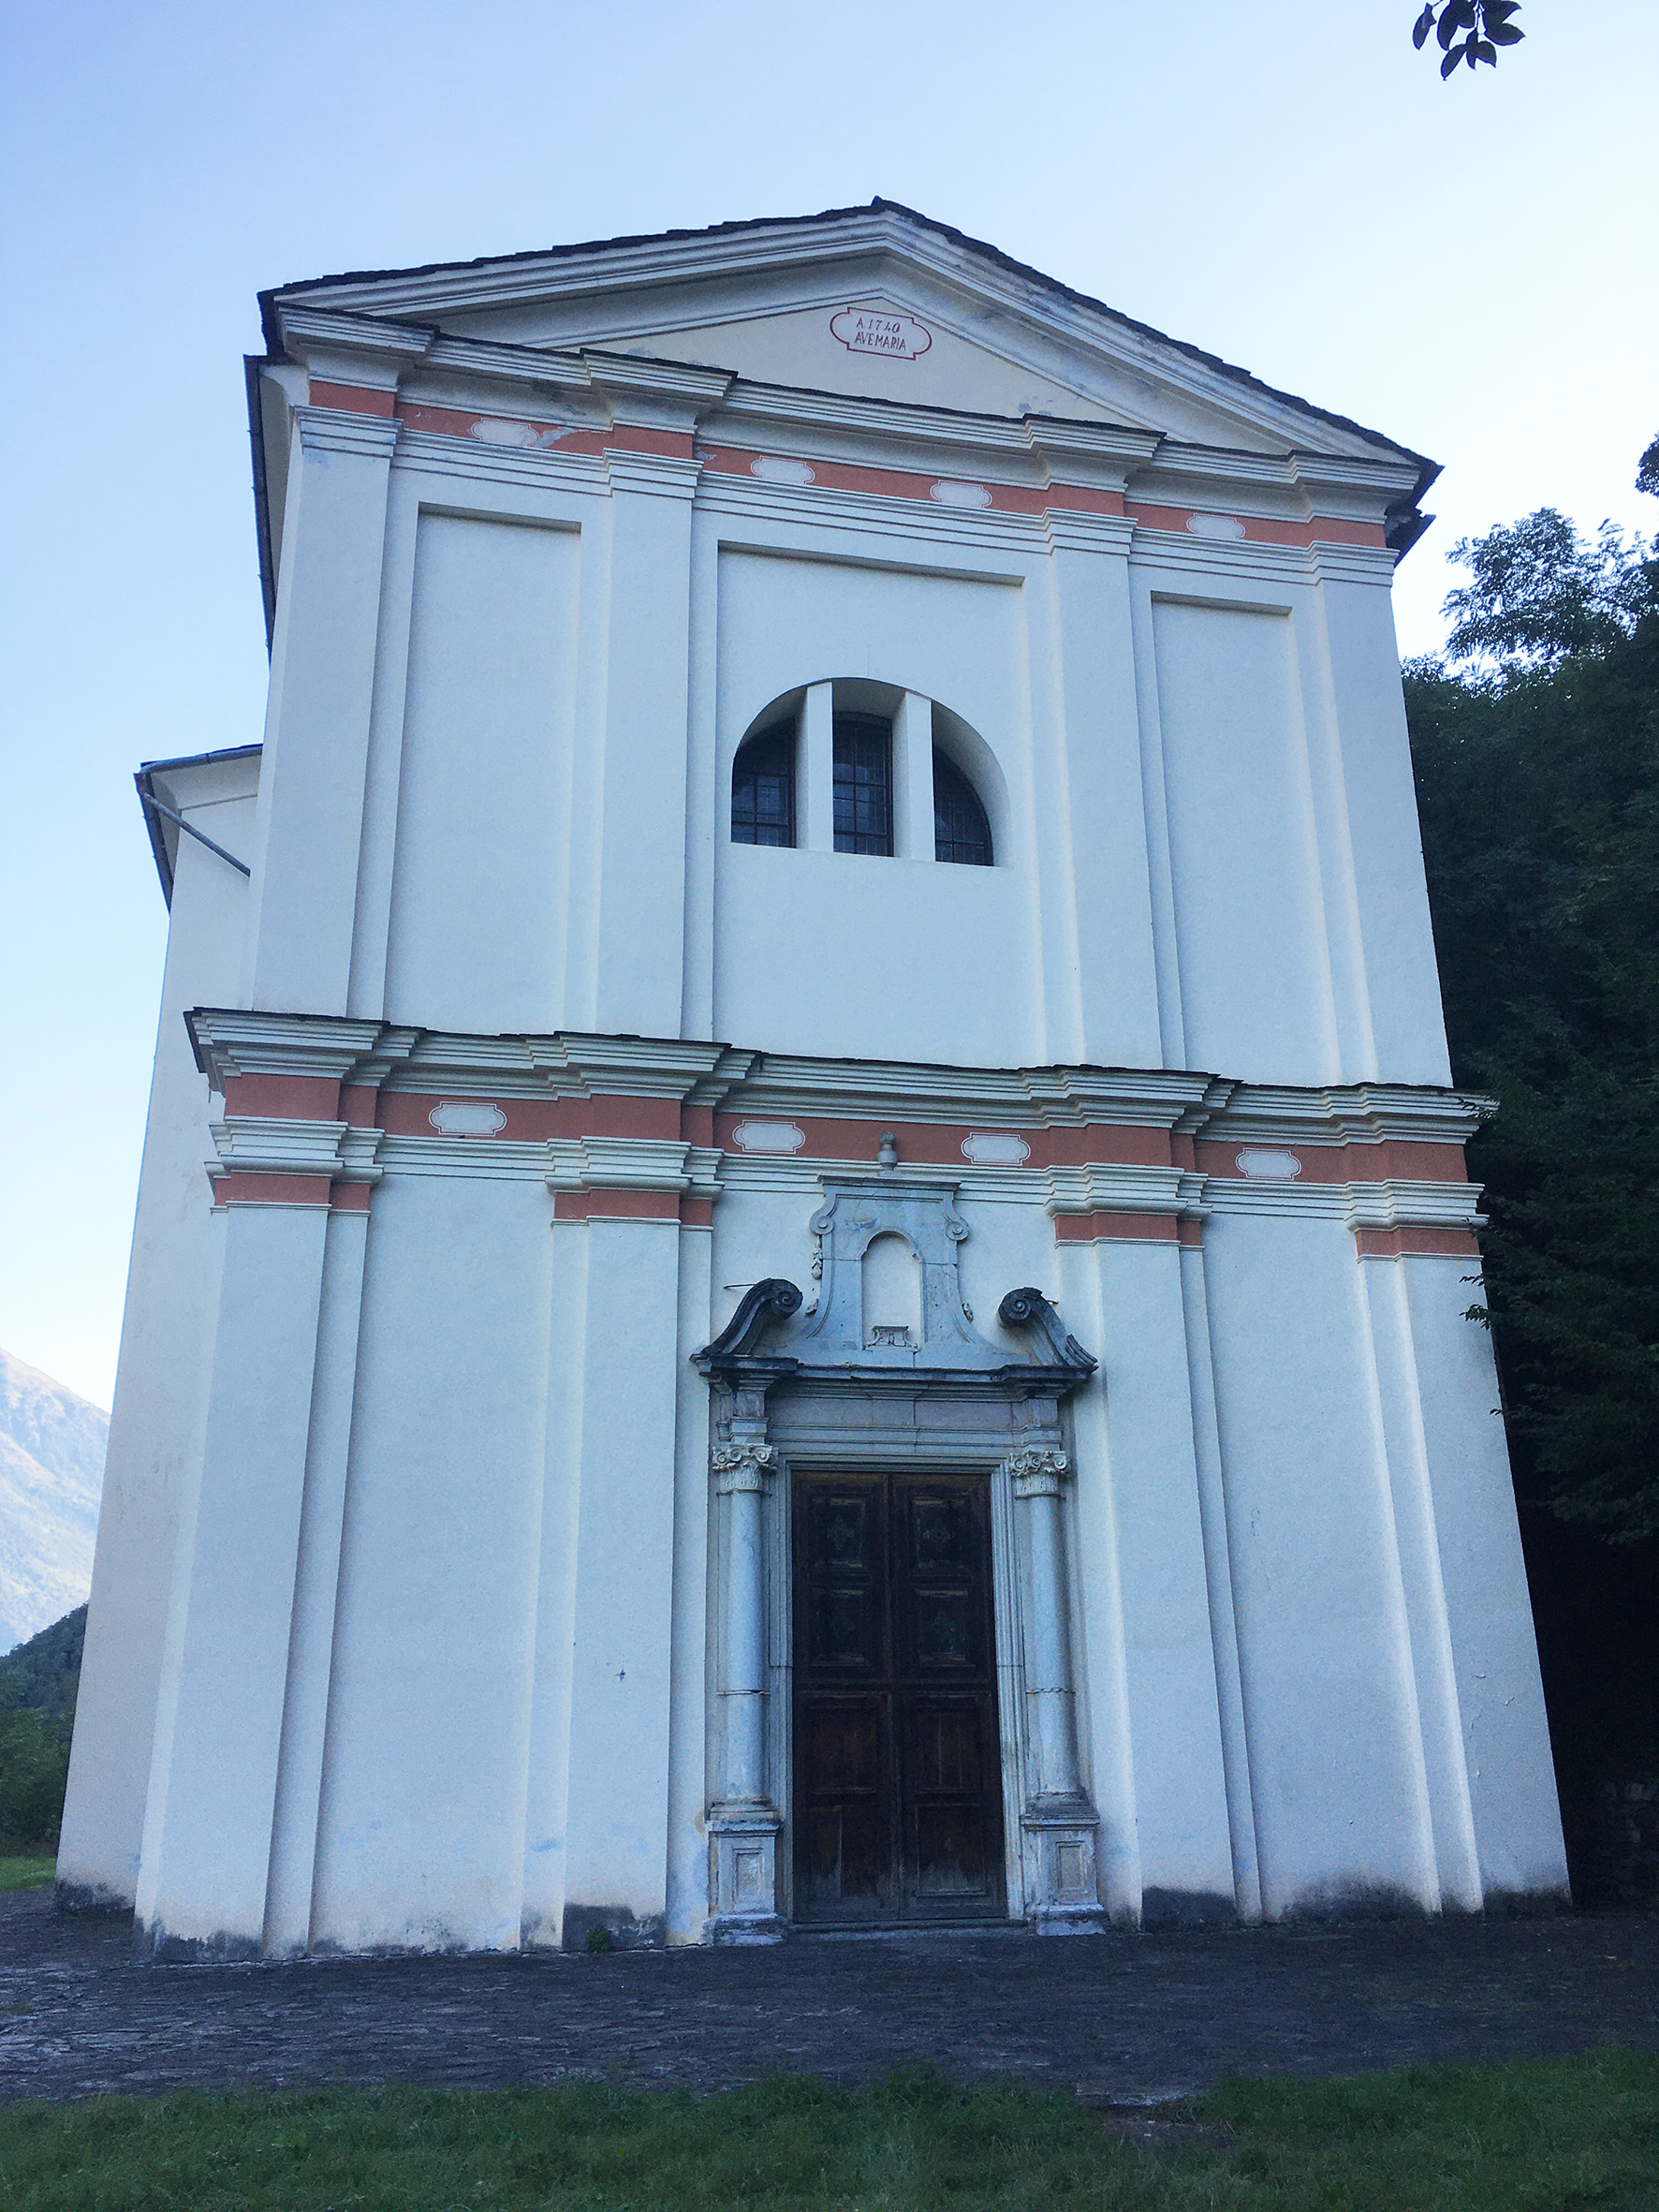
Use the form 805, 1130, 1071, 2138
694, 1178, 1095, 1395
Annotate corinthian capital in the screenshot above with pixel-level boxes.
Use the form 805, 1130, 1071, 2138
1007, 1447, 1070, 1499
712, 1441, 779, 1494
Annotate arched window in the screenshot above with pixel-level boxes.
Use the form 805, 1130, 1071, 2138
731, 725, 796, 847
933, 748, 992, 866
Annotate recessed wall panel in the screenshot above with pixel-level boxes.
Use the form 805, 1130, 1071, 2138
1152, 599, 1334, 1083
386, 513, 578, 1034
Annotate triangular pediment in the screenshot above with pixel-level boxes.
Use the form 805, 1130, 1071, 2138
265, 201, 1428, 471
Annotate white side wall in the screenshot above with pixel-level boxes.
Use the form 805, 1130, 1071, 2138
58, 761, 257, 1906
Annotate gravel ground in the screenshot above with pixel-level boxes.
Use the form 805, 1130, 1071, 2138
1, 1892, 1654, 2106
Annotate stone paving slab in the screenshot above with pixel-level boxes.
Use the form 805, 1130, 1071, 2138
1, 1893, 1654, 2106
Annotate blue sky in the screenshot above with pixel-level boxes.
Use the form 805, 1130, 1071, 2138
2, 0, 1654, 1408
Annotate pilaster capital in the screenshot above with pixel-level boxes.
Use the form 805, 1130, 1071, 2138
291, 406, 402, 462
602, 446, 704, 500
1042, 508, 1136, 558
712, 1441, 779, 1495
1007, 1446, 1071, 1499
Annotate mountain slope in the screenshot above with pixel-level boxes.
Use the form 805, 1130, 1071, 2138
0, 1349, 106, 1655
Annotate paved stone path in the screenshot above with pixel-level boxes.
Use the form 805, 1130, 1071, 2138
1, 1893, 1654, 2105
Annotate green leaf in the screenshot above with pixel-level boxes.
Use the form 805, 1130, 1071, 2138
1489, 20, 1524, 41
1475, 37, 1497, 63
1441, 41, 1464, 74
1482, 0, 1521, 22
1413, 4, 1437, 49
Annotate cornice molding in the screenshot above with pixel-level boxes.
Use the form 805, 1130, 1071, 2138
277, 306, 435, 376
603, 448, 703, 499
184, 1010, 1492, 1150
265, 311, 1409, 532
1044, 1163, 1207, 1219
291, 406, 402, 461
1043, 509, 1136, 557
207, 1114, 387, 1185
267, 207, 1412, 468
190, 1010, 394, 1088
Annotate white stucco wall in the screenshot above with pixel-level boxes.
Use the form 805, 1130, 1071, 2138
66, 220, 1566, 1950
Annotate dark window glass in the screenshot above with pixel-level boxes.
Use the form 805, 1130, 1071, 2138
731, 726, 796, 847
833, 714, 892, 856
933, 749, 992, 866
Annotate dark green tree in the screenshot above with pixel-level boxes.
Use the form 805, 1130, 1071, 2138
1403, 462, 1659, 1545
0, 1712, 69, 1851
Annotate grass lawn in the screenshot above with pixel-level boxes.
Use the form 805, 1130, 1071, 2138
0, 2051, 1652, 2210
0, 1857, 54, 1893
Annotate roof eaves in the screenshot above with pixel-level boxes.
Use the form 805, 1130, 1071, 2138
136, 745, 263, 908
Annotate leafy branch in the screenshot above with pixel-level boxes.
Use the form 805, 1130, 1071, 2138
1412, 1, 1524, 79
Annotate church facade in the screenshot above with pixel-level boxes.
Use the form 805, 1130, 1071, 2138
59, 202, 1569, 1953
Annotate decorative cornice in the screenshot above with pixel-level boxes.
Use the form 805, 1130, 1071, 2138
546, 1136, 695, 1195
602, 448, 704, 499
277, 306, 435, 379
291, 406, 402, 460
1198, 1084, 1495, 1150
266, 205, 1415, 469
1043, 1163, 1207, 1219
190, 1011, 393, 1088
1043, 509, 1137, 557
1343, 1178, 1486, 1233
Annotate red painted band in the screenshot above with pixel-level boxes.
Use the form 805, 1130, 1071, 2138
224, 1073, 342, 1121
553, 1189, 683, 1221
1127, 502, 1386, 548
1053, 1211, 1181, 1244
1355, 1225, 1480, 1259
212, 1171, 332, 1207
309, 380, 396, 417
1196, 1138, 1469, 1185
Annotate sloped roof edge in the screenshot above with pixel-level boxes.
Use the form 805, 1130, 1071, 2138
257, 197, 1438, 497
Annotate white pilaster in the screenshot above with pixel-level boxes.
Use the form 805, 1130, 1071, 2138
261, 1209, 372, 1954
1302, 554, 1454, 1084
558, 1214, 684, 1948
135, 1201, 330, 1955
1060, 1234, 1237, 1924
1038, 515, 1164, 1066
1380, 1252, 1568, 1905
247, 408, 399, 1016
585, 450, 700, 1035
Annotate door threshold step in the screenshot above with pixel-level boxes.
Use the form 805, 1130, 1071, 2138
791, 1920, 1031, 1940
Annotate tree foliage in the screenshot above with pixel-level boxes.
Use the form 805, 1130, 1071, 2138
0, 1711, 68, 1851
1412, 1, 1524, 78
1404, 463, 1659, 1543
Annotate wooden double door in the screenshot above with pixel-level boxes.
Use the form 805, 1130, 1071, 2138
792, 1471, 1006, 1925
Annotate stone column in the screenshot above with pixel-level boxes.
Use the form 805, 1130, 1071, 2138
706, 1394, 785, 1943
1009, 1442, 1108, 1932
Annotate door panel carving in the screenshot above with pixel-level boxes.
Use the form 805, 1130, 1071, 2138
793, 1471, 1005, 1924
